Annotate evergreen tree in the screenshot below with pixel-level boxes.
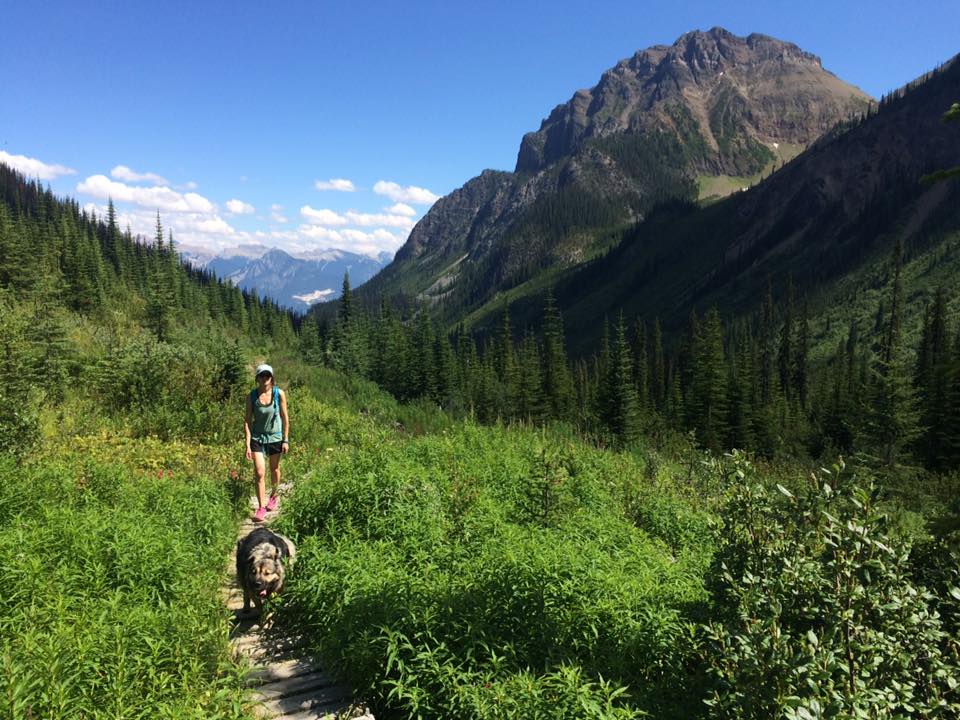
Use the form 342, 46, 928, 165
541, 290, 574, 420
866, 239, 920, 467
495, 306, 519, 419
607, 312, 641, 446
145, 212, 173, 342
687, 308, 728, 451
633, 317, 649, 413
778, 276, 794, 401
651, 317, 665, 411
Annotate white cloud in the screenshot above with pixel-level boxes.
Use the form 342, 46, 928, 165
0, 150, 76, 180
270, 204, 288, 223
343, 210, 415, 229
77, 174, 216, 213
111, 164, 169, 185
300, 205, 348, 225
386, 202, 417, 217
314, 178, 356, 192
182, 181, 198, 190
373, 180, 439, 205
226, 198, 255, 214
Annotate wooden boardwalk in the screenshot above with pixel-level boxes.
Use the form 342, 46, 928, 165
223, 489, 373, 720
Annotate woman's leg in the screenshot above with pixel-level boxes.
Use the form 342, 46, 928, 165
269, 451, 282, 496
253, 450, 267, 508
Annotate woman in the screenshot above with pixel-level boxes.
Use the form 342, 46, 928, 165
244, 363, 290, 522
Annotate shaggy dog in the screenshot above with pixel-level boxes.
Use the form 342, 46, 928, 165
236, 527, 296, 617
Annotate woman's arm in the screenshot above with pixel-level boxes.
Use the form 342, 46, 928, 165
244, 394, 253, 460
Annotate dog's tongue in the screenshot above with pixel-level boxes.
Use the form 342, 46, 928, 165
259, 589, 267, 597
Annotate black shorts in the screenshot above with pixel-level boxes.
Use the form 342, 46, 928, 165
250, 439, 284, 456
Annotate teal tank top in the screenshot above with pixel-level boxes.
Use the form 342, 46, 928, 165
250, 387, 283, 443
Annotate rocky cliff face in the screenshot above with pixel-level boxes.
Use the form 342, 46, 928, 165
516, 28, 870, 174
362, 28, 873, 312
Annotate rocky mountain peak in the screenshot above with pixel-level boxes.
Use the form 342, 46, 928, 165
516, 27, 867, 174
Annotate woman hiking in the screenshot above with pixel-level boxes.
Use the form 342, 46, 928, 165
244, 363, 290, 522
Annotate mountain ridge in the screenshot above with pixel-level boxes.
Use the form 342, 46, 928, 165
355, 27, 873, 318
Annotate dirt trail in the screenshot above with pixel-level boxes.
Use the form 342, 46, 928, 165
222, 486, 373, 720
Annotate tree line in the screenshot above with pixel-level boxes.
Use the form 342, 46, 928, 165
314, 236, 955, 471
0, 163, 298, 346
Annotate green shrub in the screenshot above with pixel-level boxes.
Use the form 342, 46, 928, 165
277, 421, 712, 718
0, 455, 248, 719
702, 452, 960, 718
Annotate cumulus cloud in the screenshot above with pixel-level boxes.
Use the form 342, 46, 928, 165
111, 164, 169, 185
0, 150, 76, 180
82, 202, 237, 249
314, 178, 356, 192
270, 203, 288, 223
77, 174, 215, 213
386, 202, 417, 217
343, 210, 415, 229
225, 198, 255, 214
373, 180, 439, 205
296, 224, 404, 257
300, 205, 348, 225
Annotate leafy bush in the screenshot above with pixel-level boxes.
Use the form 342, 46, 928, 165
92, 333, 246, 440
0, 453, 248, 719
702, 452, 960, 718
276, 421, 712, 718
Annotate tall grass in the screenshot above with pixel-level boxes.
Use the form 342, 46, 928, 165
0, 449, 250, 719
274, 410, 713, 719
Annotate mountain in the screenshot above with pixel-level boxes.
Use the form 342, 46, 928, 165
356, 27, 873, 317
478, 53, 960, 353
192, 248, 389, 310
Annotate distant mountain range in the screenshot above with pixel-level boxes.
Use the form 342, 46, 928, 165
183, 247, 390, 309
354, 27, 874, 321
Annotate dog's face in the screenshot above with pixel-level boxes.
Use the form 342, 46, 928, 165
246, 544, 286, 599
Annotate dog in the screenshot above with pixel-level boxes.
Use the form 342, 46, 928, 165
235, 527, 297, 618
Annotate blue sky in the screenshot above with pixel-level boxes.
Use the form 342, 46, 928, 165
3, 0, 958, 259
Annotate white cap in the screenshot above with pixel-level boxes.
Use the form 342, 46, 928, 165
255, 363, 273, 378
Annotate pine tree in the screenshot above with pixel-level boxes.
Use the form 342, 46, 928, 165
633, 318, 649, 413
607, 312, 641, 446
688, 307, 728, 451
495, 306, 519, 419
517, 330, 543, 423
778, 276, 794, 401
651, 318, 665, 411
794, 300, 809, 409
866, 239, 920, 467
541, 290, 574, 420
145, 211, 173, 342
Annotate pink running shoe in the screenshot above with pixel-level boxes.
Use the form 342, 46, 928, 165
253, 506, 267, 522
266, 494, 279, 512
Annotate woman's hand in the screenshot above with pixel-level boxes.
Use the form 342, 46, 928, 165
281, 441, 289, 454
245, 447, 252, 460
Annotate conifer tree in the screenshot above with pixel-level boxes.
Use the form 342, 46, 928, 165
866, 239, 920, 466
794, 300, 809, 409
145, 211, 173, 342
517, 330, 543, 423
633, 317, 649, 412
607, 312, 641, 446
688, 307, 728, 451
541, 290, 573, 420
495, 306, 519, 418
651, 317, 665, 411
778, 276, 794, 401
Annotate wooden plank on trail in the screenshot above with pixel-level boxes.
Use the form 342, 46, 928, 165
254, 670, 343, 701
257, 685, 350, 717
246, 657, 317, 685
